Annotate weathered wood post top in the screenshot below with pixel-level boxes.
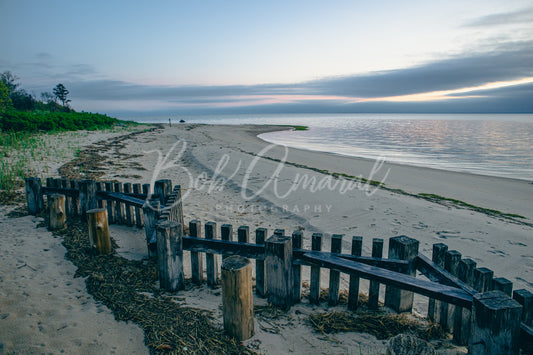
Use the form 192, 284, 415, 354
385, 235, 419, 313
221, 255, 254, 341
470, 290, 522, 355
25, 177, 44, 214
87, 208, 111, 255
48, 194, 66, 231
265, 234, 293, 309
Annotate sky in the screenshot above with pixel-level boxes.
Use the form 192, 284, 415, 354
1, 0, 532, 116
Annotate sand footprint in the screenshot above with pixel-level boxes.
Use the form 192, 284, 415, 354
412, 222, 428, 230
435, 230, 461, 239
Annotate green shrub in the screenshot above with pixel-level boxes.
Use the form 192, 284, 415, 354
0, 110, 119, 132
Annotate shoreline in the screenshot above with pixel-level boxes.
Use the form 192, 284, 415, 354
207, 123, 531, 221
259, 128, 532, 184
234, 124, 533, 221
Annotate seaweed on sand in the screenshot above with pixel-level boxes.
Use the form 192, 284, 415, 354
307, 311, 445, 341
56, 217, 252, 354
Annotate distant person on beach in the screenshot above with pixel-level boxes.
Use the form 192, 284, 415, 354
169, 118, 171, 127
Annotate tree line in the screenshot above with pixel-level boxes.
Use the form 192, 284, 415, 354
1, 71, 120, 133
0, 71, 71, 113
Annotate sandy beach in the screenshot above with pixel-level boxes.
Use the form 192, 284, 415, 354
1, 123, 531, 354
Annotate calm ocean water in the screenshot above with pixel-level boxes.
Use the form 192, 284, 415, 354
131, 113, 533, 181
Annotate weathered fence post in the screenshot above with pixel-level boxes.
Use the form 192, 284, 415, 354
123, 182, 135, 226
221, 256, 254, 341
133, 183, 144, 228
142, 198, 160, 257
265, 234, 293, 309
189, 220, 204, 284
154, 179, 172, 205
173, 185, 184, 227
61, 178, 73, 216
513, 289, 532, 326
237, 225, 249, 243
428, 243, 448, 322
368, 238, 384, 309
70, 180, 81, 216
113, 182, 125, 224
46, 177, 54, 188
469, 291, 522, 355
444, 250, 462, 332
274, 229, 284, 236
292, 231, 303, 303
95, 181, 105, 209
348, 236, 363, 311
104, 182, 115, 224
187, 220, 204, 285
165, 194, 175, 221
205, 221, 218, 287
79, 180, 97, 217
87, 208, 111, 254
156, 220, 184, 292
255, 228, 267, 297
310, 233, 323, 305
48, 194, 66, 230
221, 224, 233, 260
385, 235, 419, 313
513, 289, 533, 354
493, 277, 513, 296
328, 234, 343, 306
474, 267, 494, 293
455, 258, 477, 345
25, 177, 44, 214
142, 183, 151, 196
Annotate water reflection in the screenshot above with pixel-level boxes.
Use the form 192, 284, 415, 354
260, 117, 533, 180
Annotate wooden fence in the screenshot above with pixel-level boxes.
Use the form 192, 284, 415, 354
25, 177, 533, 354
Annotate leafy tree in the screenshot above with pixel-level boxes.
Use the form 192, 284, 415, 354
10, 89, 36, 111
53, 83, 71, 106
0, 71, 20, 95
0, 81, 12, 114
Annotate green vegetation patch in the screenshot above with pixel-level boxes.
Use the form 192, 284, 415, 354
418, 193, 526, 220
0, 110, 119, 133
276, 124, 309, 131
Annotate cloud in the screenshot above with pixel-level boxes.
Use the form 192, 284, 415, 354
67, 80, 297, 101
66, 40, 533, 114
464, 7, 533, 27
305, 42, 533, 98
6, 40, 533, 114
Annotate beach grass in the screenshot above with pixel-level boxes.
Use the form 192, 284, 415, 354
0, 123, 143, 200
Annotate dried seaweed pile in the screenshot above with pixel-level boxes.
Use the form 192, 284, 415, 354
308, 311, 444, 341
1, 191, 26, 205
56, 217, 251, 354
301, 282, 375, 308
58, 128, 158, 180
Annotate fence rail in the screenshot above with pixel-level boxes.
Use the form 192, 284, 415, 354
25, 176, 533, 354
